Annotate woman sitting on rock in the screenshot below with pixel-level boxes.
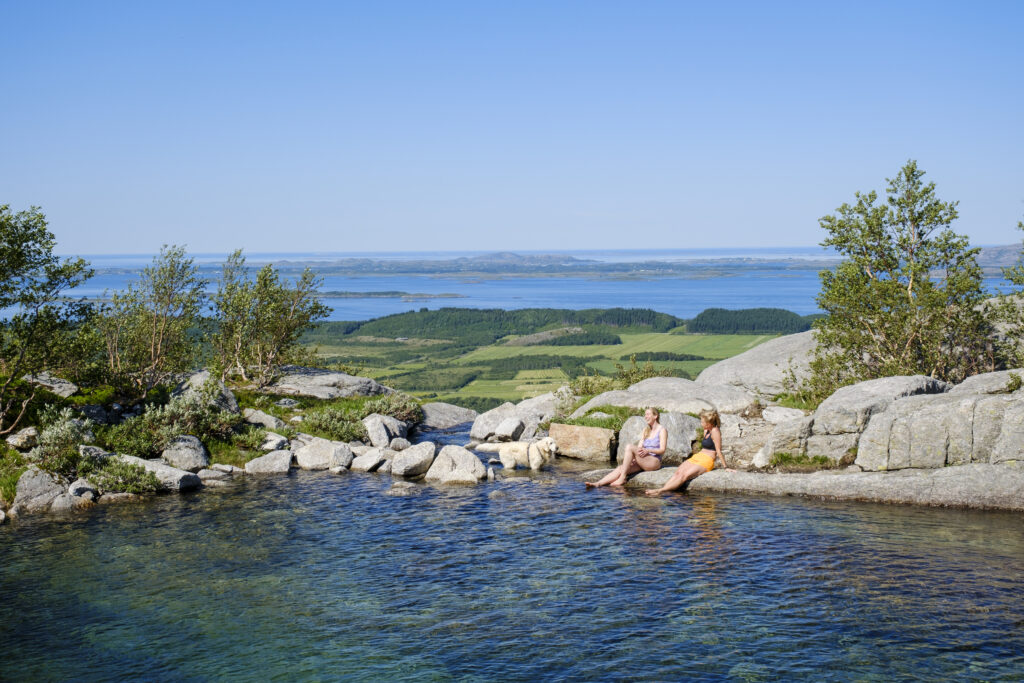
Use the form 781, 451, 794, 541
646, 409, 731, 496
586, 408, 665, 488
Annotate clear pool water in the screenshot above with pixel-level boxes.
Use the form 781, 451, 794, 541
2, 429, 1022, 681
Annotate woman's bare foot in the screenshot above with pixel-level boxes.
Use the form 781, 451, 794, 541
585, 481, 600, 488
644, 488, 665, 496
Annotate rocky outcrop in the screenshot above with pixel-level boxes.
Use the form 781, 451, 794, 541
493, 417, 525, 442
118, 455, 202, 491
11, 468, 65, 513
391, 441, 437, 477
362, 414, 408, 448
5, 427, 38, 450
266, 366, 390, 400
948, 368, 1024, 395
243, 408, 287, 431
245, 450, 293, 474
581, 463, 1024, 511
424, 445, 487, 484
419, 402, 478, 429
161, 435, 210, 472
172, 370, 240, 414
570, 377, 757, 418
695, 330, 816, 398
22, 371, 78, 398
549, 423, 616, 462
470, 395, 553, 443
293, 438, 353, 470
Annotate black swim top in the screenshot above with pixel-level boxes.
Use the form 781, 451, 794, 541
701, 429, 715, 451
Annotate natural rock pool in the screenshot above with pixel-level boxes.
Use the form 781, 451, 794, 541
2, 427, 1023, 681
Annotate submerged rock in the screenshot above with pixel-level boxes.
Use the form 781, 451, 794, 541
11, 468, 65, 513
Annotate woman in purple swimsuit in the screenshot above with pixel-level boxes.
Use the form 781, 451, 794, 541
586, 408, 666, 488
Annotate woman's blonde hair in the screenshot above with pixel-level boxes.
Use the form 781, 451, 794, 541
699, 409, 720, 429
641, 407, 660, 439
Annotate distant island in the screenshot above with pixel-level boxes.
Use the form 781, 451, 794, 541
318, 291, 466, 300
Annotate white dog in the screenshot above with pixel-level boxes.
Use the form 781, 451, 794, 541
476, 436, 558, 471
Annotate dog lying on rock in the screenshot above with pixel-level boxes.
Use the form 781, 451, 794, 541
475, 436, 558, 471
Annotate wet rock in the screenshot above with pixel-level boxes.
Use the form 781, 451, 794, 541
118, 455, 202, 491
425, 445, 487, 484
244, 450, 293, 474
419, 402, 478, 429
243, 408, 287, 431
197, 468, 229, 482
49, 493, 94, 512
161, 435, 210, 473
68, 478, 98, 501
98, 492, 144, 504
385, 481, 418, 496
11, 468, 65, 513
391, 441, 437, 478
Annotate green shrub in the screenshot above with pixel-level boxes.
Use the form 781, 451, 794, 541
0, 446, 28, 504
29, 407, 95, 479
302, 405, 368, 442
767, 452, 837, 472
86, 458, 160, 495
363, 392, 423, 423
552, 405, 646, 432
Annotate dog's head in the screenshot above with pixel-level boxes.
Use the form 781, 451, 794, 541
536, 436, 558, 458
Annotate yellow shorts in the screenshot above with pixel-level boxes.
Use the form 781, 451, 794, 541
686, 450, 715, 472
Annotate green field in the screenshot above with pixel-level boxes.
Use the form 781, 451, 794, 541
458, 333, 776, 362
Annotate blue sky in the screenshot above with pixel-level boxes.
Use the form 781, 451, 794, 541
2, 1, 1022, 254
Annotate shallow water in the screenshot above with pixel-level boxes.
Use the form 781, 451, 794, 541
2, 430, 1023, 681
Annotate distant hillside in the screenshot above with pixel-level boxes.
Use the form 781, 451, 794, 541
687, 308, 813, 334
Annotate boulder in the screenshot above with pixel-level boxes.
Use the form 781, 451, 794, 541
266, 365, 390, 400
469, 395, 553, 443
719, 414, 776, 469
516, 392, 558, 423
391, 441, 437, 478
98, 492, 144, 504
68, 478, 98, 501
695, 330, 817, 398
161, 435, 210, 473
275, 397, 300, 408
424, 445, 487, 484
570, 377, 757, 418
172, 370, 240, 414
760, 416, 814, 465
261, 432, 289, 451
350, 448, 387, 472
243, 408, 287, 431
11, 468, 65, 513
197, 468, 230, 482
78, 404, 110, 425
493, 417, 525, 442
389, 437, 410, 451
5, 427, 38, 450
617, 412, 701, 466
244, 450, 293, 474
22, 371, 78, 398
293, 438, 354, 470
948, 369, 1024, 395
813, 375, 950, 436
117, 455, 201, 491
211, 463, 245, 475
549, 423, 616, 462
762, 406, 807, 424
362, 413, 408, 448
49, 493, 94, 512
0, 510, 5, 524
419, 402, 478, 429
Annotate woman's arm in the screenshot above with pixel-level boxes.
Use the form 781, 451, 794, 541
649, 427, 667, 456
711, 427, 733, 471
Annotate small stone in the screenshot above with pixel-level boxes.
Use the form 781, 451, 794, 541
290, 416, 304, 423
329, 466, 348, 475
275, 398, 300, 408
389, 437, 411, 451
197, 468, 229, 481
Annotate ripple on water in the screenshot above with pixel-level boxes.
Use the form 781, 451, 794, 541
2, 457, 1023, 680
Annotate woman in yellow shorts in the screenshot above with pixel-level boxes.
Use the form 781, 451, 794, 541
645, 409, 732, 496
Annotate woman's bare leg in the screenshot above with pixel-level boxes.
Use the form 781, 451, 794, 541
645, 461, 707, 496
586, 444, 640, 488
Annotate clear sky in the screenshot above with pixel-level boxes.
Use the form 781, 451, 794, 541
2, 0, 1022, 254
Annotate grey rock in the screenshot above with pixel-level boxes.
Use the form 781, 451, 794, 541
294, 438, 353, 470
551, 423, 616, 462
0, 510, 5, 524
391, 441, 437, 477
22, 371, 78, 398
79, 445, 110, 460
350, 448, 387, 472
161, 435, 210, 472
261, 432, 289, 451
719, 414, 776, 469
172, 370, 240, 414
617, 412, 701, 466
425, 445, 487, 484
329, 465, 348, 475
588, 411, 612, 419
6, 427, 38, 450
78, 404, 110, 425
993, 398, 1024, 464
12, 468, 65, 513
470, 403, 518, 442
763, 417, 814, 463
761, 406, 807, 424
949, 369, 1024, 395
49, 493, 93, 512
243, 408, 287, 431
211, 464, 245, 475
290, 416, 304, 423
493, 417, 525, 442
350, 445, 372, 457
275, 397, 300, 408
805, 433, 860, 462
516, 392, 558, 423
813, 375, 950, 435
378, 459, 393, 474
695, 330, 817, 398
197, 468, 230, 481
290, 432, 315, 448
570, 377, 756, 419
267, 365, 391, 400
244, 450, 293, 474
594, 462, 1024, 511
469, 396, 553, 443
389, 437, 411, 451
419, 402, 478, 429
362, 413, 408, 448
98, 492, 144, 504
68, 478, 98, 501
117, 455, 202, 491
